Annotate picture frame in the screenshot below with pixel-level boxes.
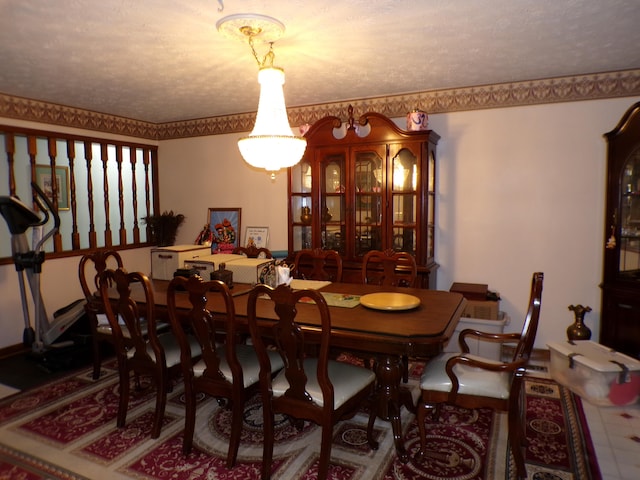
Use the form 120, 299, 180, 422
35, 164, 70, 210
244, 226, 269, 249
208, 208, 242, 253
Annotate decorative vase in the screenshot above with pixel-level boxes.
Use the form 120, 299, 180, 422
567, 304, 592, 341
300, 206, 312, 225
322, 207, 332, 223
406, 109, 428, 131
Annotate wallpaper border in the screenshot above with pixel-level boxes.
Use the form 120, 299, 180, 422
1, 69, 639, 141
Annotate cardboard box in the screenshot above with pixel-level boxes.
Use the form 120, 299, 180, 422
183, 253, 245, 279
225, 257, 274, 284
449, 282, 489, 301
150, 245, 211, 280
444, 312, 510, 360
450, 282, 500, 319
548, 340, 640, 406
461, 300, 500, 320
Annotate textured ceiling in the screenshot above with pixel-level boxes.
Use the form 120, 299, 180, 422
0, 0, 639, 124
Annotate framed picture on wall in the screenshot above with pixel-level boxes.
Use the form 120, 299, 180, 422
244, 226, 269, 249
35, 164, 70, 210
208, 208, 241, 253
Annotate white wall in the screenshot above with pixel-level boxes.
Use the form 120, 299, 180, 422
1, 96, 639, 351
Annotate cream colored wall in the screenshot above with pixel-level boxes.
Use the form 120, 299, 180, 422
1, 96, 640, 351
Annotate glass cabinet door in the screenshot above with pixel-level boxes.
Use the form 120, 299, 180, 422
619, 146, 640, 277
390, 146, 418, 255
354, 148, 384, 256
320, 153, 346, 254
290, 160, 313, 251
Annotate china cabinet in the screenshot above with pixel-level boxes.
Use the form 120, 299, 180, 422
601, 101, 640, 358
288, 107, 439, 288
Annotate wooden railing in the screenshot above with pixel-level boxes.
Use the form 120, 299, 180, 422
0, 125, 159, 263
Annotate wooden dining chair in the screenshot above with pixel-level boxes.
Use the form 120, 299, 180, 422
232, 245, 273, 259
361, 248, 418, 288
415, 272, 544, 480
293, 248, 343, 282
78, 249, 124, 379
79, 250, 170, 379
98, 267, 199, 439
166, 275, 284, 467
247, 284, 378, 480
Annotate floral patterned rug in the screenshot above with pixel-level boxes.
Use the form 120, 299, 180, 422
0, 362, 600, 479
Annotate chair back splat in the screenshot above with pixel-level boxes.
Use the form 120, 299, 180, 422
416, 272, 544, 480
247, 284, 378, 480
361, 248, 417, 288
293, 248, 343, 282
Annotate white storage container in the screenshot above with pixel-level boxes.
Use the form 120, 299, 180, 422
548, 340, 640, 406
183, 253, 245, 279
226, 258, 274, 284
444, 311, 510, 360
150, 245, 211, 280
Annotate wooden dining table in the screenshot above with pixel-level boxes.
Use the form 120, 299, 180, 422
137, 279, 466, 462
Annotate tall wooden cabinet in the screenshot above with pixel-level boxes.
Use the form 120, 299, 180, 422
601, 101, 640, 359
287, 108, 439, 288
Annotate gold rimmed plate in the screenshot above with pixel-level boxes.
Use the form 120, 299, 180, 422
359, 292, 421, 311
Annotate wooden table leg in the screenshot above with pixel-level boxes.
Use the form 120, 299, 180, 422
373, 354, 414, 462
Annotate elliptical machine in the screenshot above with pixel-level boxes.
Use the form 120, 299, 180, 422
0, 182, 86, 355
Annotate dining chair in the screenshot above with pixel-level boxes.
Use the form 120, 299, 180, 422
166, 275, 284, 467
247, 284, 378, 480
232, 245, 273, 259
78, 249, 124, 379
79, 250, 170, 379
361, 249, 418, 288
293, 248, 343, 282
415, 272, 544, 480
98, 267, 198, 439
361, 248, 418, 381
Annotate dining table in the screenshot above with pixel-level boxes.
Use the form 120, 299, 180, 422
135, 278, 466, 462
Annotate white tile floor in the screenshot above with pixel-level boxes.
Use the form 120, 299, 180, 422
581, 399, 640, 480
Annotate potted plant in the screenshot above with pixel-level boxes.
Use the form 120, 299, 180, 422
143, 210, 185, 246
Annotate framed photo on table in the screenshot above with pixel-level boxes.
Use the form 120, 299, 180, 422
244, 226, 269, 249
208, 208, 241, 253
35, 165, 70, 210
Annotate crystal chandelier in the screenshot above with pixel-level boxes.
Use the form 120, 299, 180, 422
217, 14, 306, 180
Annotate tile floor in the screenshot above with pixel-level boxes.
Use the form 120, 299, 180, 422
0, 360, 638, 479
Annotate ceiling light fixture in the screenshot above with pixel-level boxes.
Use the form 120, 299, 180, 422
216, 14, 307, 180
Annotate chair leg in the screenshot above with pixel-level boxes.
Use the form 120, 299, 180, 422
151, 376, 167, 439
261, 401, 274, 480
415, 398, 428, 458
366, 407, 379, 450
317, 423, 334, 480
226, 395, 244, 468
117, 368, 130, 428
402, 354, 409, 383
182, 385, 196, 455
508, 398, 528, 479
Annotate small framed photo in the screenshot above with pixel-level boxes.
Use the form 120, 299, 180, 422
244, 226, 269, 249
208, 208, 242, 253
35, 164, 70, 210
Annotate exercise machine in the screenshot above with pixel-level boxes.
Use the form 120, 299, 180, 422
0, 183, 86, 354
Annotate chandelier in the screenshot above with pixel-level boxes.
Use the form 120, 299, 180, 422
217, 14, 307, 180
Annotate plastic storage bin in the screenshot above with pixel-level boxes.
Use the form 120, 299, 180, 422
183, 253, 245, 279
548, 340, 640, 406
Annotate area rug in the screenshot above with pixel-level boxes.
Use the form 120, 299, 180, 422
0, 363, 600, 479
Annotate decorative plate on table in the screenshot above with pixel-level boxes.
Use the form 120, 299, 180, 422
359, 292, 421, 311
